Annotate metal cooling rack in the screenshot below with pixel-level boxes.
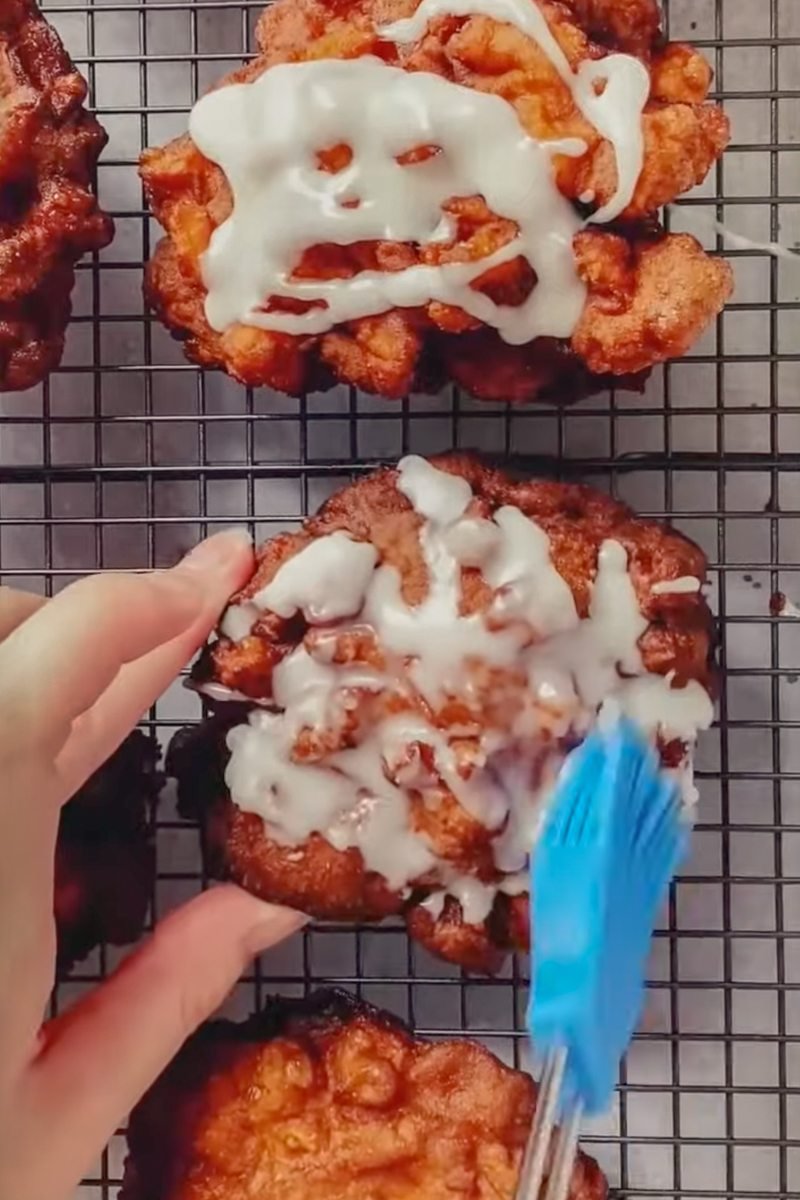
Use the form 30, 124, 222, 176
1, 0, 799, 1194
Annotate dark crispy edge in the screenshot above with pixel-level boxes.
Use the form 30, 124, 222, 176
122, 989, 409, 1200
0, 0, 114, 391
166, 706, 242, 873
142, 240, 648, 402
55, 730, 162, 971
122, 988, 605, 1200
173, 987, 414, 1050
167, 709, 529, 974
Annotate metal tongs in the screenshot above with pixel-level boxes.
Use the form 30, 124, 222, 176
515, 718, 690, 1200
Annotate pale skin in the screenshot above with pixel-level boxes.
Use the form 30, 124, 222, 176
0, 529, 306, 1200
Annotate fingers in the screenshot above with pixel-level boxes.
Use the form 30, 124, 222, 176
55, 529, 253, 794
0, 811, 59, 1079
0, 588, 46, 643
0, 529, 253, 781
14, 888, 306, 1200
0, 530, 254, 1079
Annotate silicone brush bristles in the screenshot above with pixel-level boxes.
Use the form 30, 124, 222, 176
529, 717, 688, 1116
541, 736, 611, 848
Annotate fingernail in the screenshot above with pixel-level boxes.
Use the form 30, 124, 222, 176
247, 906, 310, 955
179, 528, 253, 573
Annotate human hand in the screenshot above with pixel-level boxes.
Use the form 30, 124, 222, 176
0, 532, 307, 1200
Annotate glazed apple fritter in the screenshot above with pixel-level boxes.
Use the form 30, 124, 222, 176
55, 731, 160, 971
0, 0, 113, 391
121, 989, 608, 1200
141, 0, 731, 403
169, 454, 714, 974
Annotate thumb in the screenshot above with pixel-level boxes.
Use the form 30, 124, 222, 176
8, 887, 307, 1200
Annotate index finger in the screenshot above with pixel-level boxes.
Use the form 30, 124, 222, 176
0, 529, 253, 762
0, 587, 46, 643
0, 572, 199, 759
0, 531, 253, 1064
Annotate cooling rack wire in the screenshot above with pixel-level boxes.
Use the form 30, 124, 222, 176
1, 0, 799, 1194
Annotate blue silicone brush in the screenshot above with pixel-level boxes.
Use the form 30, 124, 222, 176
516, 716, 690, 1200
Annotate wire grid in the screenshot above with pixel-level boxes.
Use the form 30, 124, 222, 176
1, 0, 799, 1194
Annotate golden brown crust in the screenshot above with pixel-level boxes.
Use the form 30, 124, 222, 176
0, 0, 113, 391
572, 230, 732, 376
210, 453, 713, 696
405, 892, 525, 972
121, 989, 608, 1200
55, 732, 160, 971
140, 0, 731, 403
169, 454, 713, 974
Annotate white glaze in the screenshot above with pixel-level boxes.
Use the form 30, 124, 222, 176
189, 0, 651, 346
420, 890, 447, 919
381, 0, 650, 223
272, 644, 387, 735
673, 206, 800, 263
512, 538, 648, 720
252, 531, 379, 623
777, 595, 800, 620
652, 575, 702, 596
194, 680, 266, 705
443, 516, 502, 566
585, 539, 648, 678
715, 223, 799, 262
191, 58, 586, 346
362, 462, 525, 703
223, 456, 712, 922
428, 867, 530, 924
615, 672, 714, 743
484, 505, 577, 634
220, 600, 261, 643
397, 454, 472, 524
569, 55, 649, 223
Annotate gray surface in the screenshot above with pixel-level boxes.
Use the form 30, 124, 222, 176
1, 0, 799, 1195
